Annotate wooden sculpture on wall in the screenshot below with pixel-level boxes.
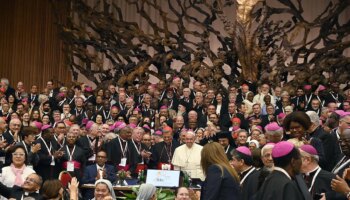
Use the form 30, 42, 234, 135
52, 0, 350, 91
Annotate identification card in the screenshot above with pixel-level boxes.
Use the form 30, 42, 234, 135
119, 157, 127, 167
50, 158, 55, 166
67, 161, 74, 172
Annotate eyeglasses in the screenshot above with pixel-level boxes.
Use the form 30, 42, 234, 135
25, 177, 40, 185
142, 139, 151, 141
12, 153, 25, 157
97, 155, 107, 159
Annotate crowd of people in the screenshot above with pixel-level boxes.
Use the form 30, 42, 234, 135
0, 76, 350, 199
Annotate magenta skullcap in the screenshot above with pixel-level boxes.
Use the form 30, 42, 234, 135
58, 92, 65, 98
304, 85, 312, 90
160, 105, 168, 110
109, 124, 115, 131
300, 144, 318, 156
33, 121, 43, 130
254, 125, 262, 131
134, 107, 141, 112
21, 98, 28, 103
82, 118, 89, 125
84, 86, 93, 92
117, 123, 127, 130
265, 122, 282, 132
236, 146, 252, 156
86, 121, 95, 131
114, 121, 124, 128
128, 123, 137, 128
277, 113, 286, 119
41, 125, 52, 131
318, 85, 326, 91
272, 141, 294, 158
143, 124, 151, 130
154, 130, 163, 136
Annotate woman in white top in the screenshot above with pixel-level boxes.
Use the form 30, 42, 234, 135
0, 145, 35, 200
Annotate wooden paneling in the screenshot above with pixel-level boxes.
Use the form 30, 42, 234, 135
0, 0, 71, 91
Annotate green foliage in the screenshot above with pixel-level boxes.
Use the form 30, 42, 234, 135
117, 186, 175, 200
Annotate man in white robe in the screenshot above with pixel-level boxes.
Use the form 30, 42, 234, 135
172, 131, 204, 180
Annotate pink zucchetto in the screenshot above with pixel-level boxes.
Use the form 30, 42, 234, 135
300, 144, 318, 156
33, 121, 43, 130
277, 113, 286, 119
265, 122, 282, 132
58, 93, 65, 98
272, 141, 294, 158
335, 110, 350, 118
160, 105, 168, 110
318, 85, 326, 92
109, 125, 115, 132
86, 121, 95, 131
84, 86, 93, 92
236, 146, 252, 156
114, 121, 124, 128
134, 107, 141, 112
41, 125, 52, 131
154, 130, 163, 136
82, 118, 89, 125
304, 85, 312, 90
128, 123, 137, 129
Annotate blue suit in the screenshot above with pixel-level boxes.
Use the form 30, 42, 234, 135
81, 164, 116, 199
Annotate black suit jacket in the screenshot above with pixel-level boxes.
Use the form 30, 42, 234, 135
0, 182, 43, 200
310, 126, 341, 171
150, 140, 179, 169
200, 165, 241, 200
255, 170, 305, 200
312, 169, 346, 200
103, 137, 138, 174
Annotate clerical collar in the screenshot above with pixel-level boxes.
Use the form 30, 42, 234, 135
274, 167, 291, 180
240, 166, 253, 175
305, 166, 319, 176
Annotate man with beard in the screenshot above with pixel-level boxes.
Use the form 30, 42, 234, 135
256, 141, 310, 200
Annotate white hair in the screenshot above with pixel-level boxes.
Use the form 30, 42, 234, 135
306, 111, 320, 126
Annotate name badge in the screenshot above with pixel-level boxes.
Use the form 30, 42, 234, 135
50, 159, 55, 166
119, 157, 127, 167
67, 161, 74, 172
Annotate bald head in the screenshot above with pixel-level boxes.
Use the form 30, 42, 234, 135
9, 118, 21, 132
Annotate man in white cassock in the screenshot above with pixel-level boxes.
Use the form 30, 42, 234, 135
172, 131, 204, 180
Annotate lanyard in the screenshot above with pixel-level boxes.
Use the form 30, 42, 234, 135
132, 139, 141, 155
330, 92, 339, 102
103, 110, 110, 119
66, 145, 76, 161
22, 141, 29, 154
225, 145, 230, 154
305, 94, 312, 107
40, 137, 52, 155
118, 137, 128, 158
332, 156, 350, 174
308, 167, 321, 192
240, 167, 255, 185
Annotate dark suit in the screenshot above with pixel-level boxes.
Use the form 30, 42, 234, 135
310, 126, 341, 171
255, 170, 305, 200
81, 164, 117, 199
150, 140, 179, 169
241, 167, 259, 200
0, 182, 43, 200
103, 137, 138, 175
200, 165, 241, 200
59, 144, 86, 181
304, 168, 346, 200
34, 137, 61, 181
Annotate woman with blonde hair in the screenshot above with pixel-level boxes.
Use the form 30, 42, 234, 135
200, 142, 241, 200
